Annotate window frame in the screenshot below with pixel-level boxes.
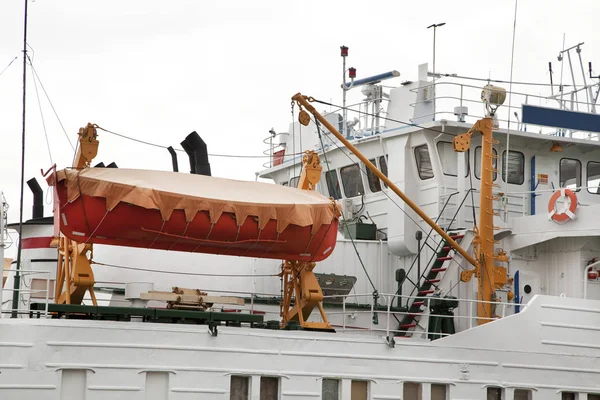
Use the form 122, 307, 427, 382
501, 150, 525, 185
366, 158, 382, 193
436, 140, 469, 177
230, 375, 250, 400
474, 146, 498, 181
325, 170, 342, 200
340, 163, 365, 198
414, 145, 434, 180
379, 155, 388, 188
259, 376, 279, 400
322, 378, 340, 400
559, 157, 582, 192
289, 176, 300, 188
587, 161, 600, 195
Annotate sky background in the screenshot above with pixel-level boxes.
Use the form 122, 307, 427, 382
0, 0, 599, 226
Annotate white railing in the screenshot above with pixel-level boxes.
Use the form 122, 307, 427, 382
410, 81, 600, 140
1, 268, 51, 319
324, 292, 527, 340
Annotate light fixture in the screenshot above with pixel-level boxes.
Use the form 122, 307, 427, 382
550, 142, 563, 152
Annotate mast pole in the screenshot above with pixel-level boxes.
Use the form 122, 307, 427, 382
12, 0, 29, 318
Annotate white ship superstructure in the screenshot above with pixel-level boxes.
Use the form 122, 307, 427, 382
2, 42, 600, 400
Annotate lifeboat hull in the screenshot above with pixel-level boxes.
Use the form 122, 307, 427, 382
55, 180, 339, 263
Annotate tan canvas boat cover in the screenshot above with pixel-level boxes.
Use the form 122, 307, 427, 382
50, 168, 339, 233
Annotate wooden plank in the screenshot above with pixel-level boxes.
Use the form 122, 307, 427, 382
140, 291, 244, 306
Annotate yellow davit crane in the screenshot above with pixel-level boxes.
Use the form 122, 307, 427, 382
292, 93, 508, 324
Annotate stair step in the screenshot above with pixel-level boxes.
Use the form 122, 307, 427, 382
418, 290, 435, 295
408, 312, 422, 317
449, 234, 465, 240
442, 246, 451, 251
437, 256, 452, 261
431, 267, 447, 273
401, 323, 417, 329
425, 279, 440, 284
412, 301, 425, 307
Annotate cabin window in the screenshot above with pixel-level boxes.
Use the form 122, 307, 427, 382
145, 372, 169, 400
475, 146, 498, 181
486, 387, 503, 400
437, 141, 469, 177
325, 170, 342, 199
560, 158, 581, 191
588, 394, 600, 400
415, 145, 434, 180
403, 382, 422, 400
340, 164, 365, 198
366, 159, 382, 193
230, 376, 250, 400
260, 377, 279, 400
322, 379, 340, 400
289, 176, 300, 188
60, 369, 87, 400
431, 383, 448, 400
350, 380, 368, 400
501, 150, 525, 185
587, 161, 600, 194
379, 155, 388, 188
514, 389, 532, 400
561, 393, 577, 400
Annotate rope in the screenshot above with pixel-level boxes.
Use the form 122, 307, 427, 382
94, 125, 304, 159
91, 261, 277, 278
0, 56, 17, 79
27, 54, 52, 165
28, 63, 75, 150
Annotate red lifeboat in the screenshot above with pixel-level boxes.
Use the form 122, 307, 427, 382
49, 168, 340, 262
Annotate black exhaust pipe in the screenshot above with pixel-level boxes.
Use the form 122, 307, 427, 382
180, 131, 211, 176
26, 178, 43, 219
180, 137, 196, 174
167, 146, 179, 172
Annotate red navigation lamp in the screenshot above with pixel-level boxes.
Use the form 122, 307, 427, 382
340, 45, 349, 57
348, 67, 356, 79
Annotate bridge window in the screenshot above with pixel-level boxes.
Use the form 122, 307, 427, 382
587, 161, 600, 194
351, 380, 368, 400
379, 156, 388, 188
322, 379, 340, 400
487, 387, 503, 400
230, 376, 250, 400
501, 150, 525, 185
415, 145, 434, 180
560, 158, 581, 191
588, 394, 600, 400
475, 146, 498, 181
514, 389, 532, 400
341, 164, 365, 198
437, 141, 469, 177
289, 176, 299, 188
403, 382, 422, 400
366, 159, 382, 193
326, 170, 342, 199
431, 384, 448, 400
561, 393, 577, 400
260, 377, 279, 400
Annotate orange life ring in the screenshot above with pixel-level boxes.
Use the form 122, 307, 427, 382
547, 188, 577, 222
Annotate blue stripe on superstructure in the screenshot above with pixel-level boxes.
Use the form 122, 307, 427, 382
522, 104, 600, 133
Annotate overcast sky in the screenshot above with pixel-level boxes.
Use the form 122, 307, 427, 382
1, 0, 599, 224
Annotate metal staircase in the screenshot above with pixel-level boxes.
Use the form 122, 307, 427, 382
396, 232, 470, 336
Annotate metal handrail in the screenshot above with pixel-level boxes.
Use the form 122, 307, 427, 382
403, 188, 476, 304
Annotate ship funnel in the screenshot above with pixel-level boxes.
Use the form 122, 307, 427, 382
180, 132, 211, 176
167, 146, 179, 172
26, 178, 43, 219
